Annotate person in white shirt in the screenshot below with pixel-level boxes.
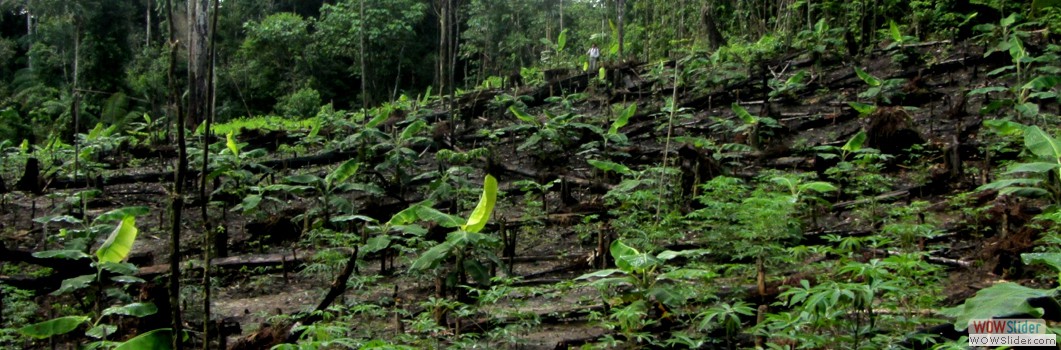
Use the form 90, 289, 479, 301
588, 43, 601, 71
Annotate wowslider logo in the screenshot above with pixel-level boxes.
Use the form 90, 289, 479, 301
968, 319, 1056, 347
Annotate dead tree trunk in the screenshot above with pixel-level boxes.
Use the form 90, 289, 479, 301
187, 0, 210, 128
165, 0, 186, 348
700, 1, 727, 51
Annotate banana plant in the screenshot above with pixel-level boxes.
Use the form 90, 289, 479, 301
410, 174, 502, 291
200, 132, 269, 205
284, 159, 378, 227
731, 103, 779, 151
373, 119, 431, 198
853, 67, 906, 105
604, 103, 637, 148
979, 125, 1061, 204
507, 106, 603, 163
576, 240, 712, 338
21, 214, 172, 347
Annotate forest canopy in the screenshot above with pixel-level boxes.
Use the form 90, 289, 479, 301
1, 0, 1038, 144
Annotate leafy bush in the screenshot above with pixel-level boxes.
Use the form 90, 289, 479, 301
275, 87, 322, 118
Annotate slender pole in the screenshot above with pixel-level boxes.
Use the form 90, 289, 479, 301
164, 0, 185, 347
360, 0, 368, 111
201, 0, 220, 347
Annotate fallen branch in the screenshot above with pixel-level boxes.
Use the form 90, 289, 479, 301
869, 249, 973, 268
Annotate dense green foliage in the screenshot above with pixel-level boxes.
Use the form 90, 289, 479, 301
2, 0, 1061, 349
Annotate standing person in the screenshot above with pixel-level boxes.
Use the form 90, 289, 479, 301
588, 43, 601, 71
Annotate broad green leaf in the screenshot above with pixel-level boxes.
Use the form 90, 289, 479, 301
103, 302, 158, 318
1024, 126, 1061, 160
658, 268, 717, 281
387, 203, 424, 226
842, 131, 867, 153
399, 120, 427, 142
889, 20, 902, 42
52, 274, 96, 295
978, 178, 1045, 191
285, 174, 320, 185
409, 241, 455, 271
587, 159, 633, 175
575, 269, 625, 280
361, 236, 392, 255
599, 67, 607, 80
99, 261, 138, 275
771, 177, 796, 193
225, 132, 239, 157
325, 159, 360, 188
509, 106, 539, 126
1021, 76, 1060, 91
1015, 102, 1040, 118
588, 276, 636, 288
983, 119, 1025, 136
999, 186, 1050, 197
657, 249, 710, 261
968, 86, 1007, 95
330, 214, 376, 223
415, 206, 465, 228
854, 67, 882, 87
86, 324, 117, 339
731, 103, 757, 125
557, 28, 568, 51
392, 224, 427, 237
610, 240, 639, 273
941, 283, 1058, 331
1009, 36, 1025, 62
609, 104, 637, 135
114, 328, 173, 350
365, 111, 389, 129
1001, 13, 1018, 28
239, 195, 262, 213
94, 206, 150, 224
1022, 253, 1061, 273
111, 275, 146, 284
848, 102, 876, 116
786, 70, 808, 85
34, 215, 82, 225
32, 250, 90, 260
619, 253, 659, 273
1004, 162, 1060, 174
800, 181, 838, 194
461, 175, 498, 233
18, 316, 90, 339
96, 216, 138, 264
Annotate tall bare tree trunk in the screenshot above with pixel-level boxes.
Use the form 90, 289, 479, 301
617, 0, 625, 57
360, 0, 368, 110
165, 0, 186, 348
188, 0, 210, 128
448, 0, 458, 111
201, 0, 220, 347
437, 0, 447, 99
701, 1, 727, 51
146, 0, 152, 49
25, 3, 32, 70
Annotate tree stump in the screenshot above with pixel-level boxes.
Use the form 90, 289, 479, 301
15, 158, 41, 194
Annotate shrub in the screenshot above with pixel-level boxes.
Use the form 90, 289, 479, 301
275, 87, 322, 118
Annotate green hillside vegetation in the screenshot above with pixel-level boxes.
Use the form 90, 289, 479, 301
0, 0, 1060, 349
